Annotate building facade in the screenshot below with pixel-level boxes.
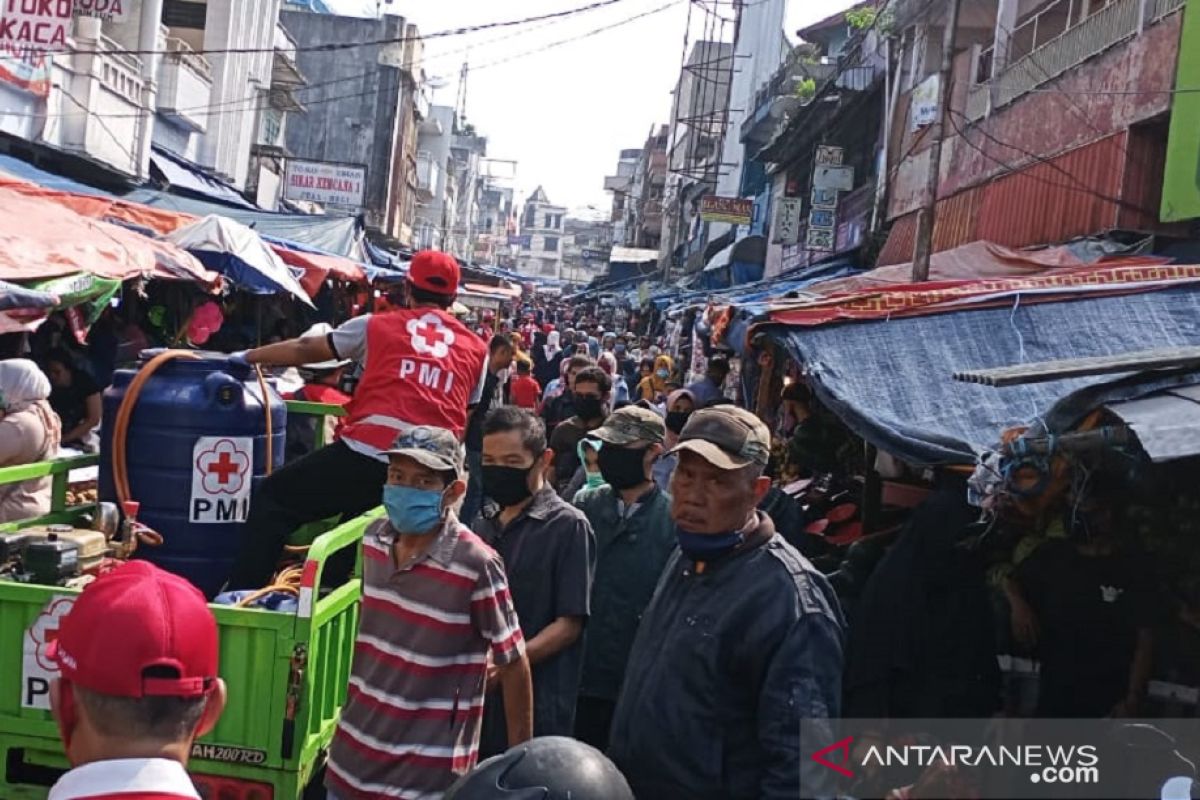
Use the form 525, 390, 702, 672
517, 186, 567, 279
280, 11, 424, 240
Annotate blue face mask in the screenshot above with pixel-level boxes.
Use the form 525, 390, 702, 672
675, 524, 743, 562
656, 368, 670, 379
382, 484, 446, 535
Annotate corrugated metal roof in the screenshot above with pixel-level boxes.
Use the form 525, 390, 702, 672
878, 133, 1140, 268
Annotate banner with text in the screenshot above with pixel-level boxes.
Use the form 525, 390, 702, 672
283, 160, 366, 209
700, 195, 753, 226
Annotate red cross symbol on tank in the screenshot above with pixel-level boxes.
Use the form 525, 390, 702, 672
195, 439, 251, 495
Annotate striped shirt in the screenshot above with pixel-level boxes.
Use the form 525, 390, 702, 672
326, 517, 525, 800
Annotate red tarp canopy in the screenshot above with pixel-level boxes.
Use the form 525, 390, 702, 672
0, 186, 219, 287
768, 263, 1200, 328
0, 174, 368, 296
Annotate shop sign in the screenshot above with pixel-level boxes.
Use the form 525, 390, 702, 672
700, 195, 754, 226
808, 208, 836, 229
0, 40, 49, 95
283, 159, 366, 209
190, 437, 253, 524
73, 0, 127, 20
0, 0, 73, 52
815, 145, 845, 166
774, 198, 803, 245
911, 73, 940, 129
811, 187, 838, 209
813, 165, 854, 192
805, 227, 835, 252
508, 234, 531, 248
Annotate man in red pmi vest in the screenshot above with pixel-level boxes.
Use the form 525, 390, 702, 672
225, 250, 489, 590
47, 561, 226, 800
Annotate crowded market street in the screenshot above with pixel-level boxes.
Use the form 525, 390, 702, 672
6, 0, 1200, 798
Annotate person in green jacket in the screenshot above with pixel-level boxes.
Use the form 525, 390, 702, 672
571, 406, 675, 750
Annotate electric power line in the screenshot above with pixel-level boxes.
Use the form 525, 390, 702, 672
5, 0, 681, 122
63, 0, 634, 58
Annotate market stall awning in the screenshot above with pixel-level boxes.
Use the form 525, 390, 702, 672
166, 215, 313, 306
0, 186, 218, 287
1104, 384, 1200, 463
149, 147, 260, 210
772, 277, 1200, 465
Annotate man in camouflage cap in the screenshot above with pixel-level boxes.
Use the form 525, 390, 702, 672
608, 404, 846, 799
571, 406, 675, 750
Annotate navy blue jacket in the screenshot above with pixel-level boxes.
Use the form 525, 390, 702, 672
608, 512, 845, 799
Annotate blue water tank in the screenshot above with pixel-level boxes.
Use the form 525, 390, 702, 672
99, 351, 286, 597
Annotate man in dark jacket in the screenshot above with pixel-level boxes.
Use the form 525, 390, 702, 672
572, 406, 674, 750
608, 405, 845, 800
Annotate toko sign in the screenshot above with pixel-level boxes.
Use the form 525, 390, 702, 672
0, 0, 73, 52
283, 160, 366, 209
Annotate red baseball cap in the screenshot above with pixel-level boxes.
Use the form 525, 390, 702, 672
408, 250, 460, 296
48, 561, 218, 698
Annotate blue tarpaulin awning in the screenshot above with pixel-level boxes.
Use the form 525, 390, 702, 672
149, 147, 260, 210
773, 285, 1200, 465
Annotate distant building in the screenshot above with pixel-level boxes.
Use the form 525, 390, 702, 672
474, 181, 517, 267
603, 148, 642, 246
562, 217, 613, 286
415, 105, 458, 252
280, 11, 424, 242
518, 186, 567, 279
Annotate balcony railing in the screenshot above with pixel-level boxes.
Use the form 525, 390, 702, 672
158, 37, 213, 132
966, 0, 1182, 119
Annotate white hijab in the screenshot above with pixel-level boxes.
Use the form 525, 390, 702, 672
0, 359, 51, 413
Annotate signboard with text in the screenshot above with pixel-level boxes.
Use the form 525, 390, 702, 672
73, 0, 128, 20
774, 198, 803, 245
911, 73, 940, 129
0, 42, 49, 95
700, 195, 754, 226
813, 165, 855, 192
0, 0, 73, 52
283, 160, 366, 209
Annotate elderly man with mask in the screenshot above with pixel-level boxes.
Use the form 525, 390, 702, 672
607, 405, 845, 800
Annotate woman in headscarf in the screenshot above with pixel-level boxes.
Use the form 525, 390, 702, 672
534, 329, 562, 387
0, 359, 62, 522
597, 351, 630, 407
636, 354, 674, 404
652, 388, 695, 492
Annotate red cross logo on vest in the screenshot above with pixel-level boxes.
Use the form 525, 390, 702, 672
407, 312, 456, 358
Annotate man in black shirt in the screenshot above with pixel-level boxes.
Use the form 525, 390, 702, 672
1005, 477, 1154, 717
461, 335, 515, 525
548, 366, 611, 492
475, 406, 595, 756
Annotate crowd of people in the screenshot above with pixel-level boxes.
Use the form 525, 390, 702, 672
17, 250, 844, 800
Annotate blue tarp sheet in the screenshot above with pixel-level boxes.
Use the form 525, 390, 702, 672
122, 189, 364, 260
149, 147, 260, 210
775, 285, 1200, 465
0, 154, 115, 196
0, 280, 57, 310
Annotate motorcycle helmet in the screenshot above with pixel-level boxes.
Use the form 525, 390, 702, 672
444, 736, 634, 800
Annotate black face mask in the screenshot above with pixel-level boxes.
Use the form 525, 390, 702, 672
665, 410, 691, 435
598, 445, 650, 490
575, 395, 604, 421
482, 464, 535, 508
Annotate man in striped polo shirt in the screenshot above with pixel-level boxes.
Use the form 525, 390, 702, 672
325, 426, 533, 800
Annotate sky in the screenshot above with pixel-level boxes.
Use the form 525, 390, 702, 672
324, 0, 855, 216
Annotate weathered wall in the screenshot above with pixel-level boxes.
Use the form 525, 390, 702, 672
888, 11, 1180, 220
281, 11, 405, 227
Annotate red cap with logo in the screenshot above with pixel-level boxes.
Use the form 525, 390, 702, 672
48, 561, 218, 698
408, 250, 460, 296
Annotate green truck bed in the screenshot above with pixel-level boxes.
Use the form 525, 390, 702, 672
0, 401, 363, 799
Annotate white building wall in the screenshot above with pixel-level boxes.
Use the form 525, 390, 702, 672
198, 0, 281, 188
711, 0, 788, 237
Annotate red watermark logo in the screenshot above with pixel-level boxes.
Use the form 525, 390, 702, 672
811, 736, 855, 778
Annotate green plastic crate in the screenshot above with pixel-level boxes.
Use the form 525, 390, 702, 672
0, 506, 375, 800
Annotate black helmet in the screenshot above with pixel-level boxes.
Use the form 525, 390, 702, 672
444, 736, 634, 800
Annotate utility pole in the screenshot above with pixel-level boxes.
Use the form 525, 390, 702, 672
911, 0, 963, 282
